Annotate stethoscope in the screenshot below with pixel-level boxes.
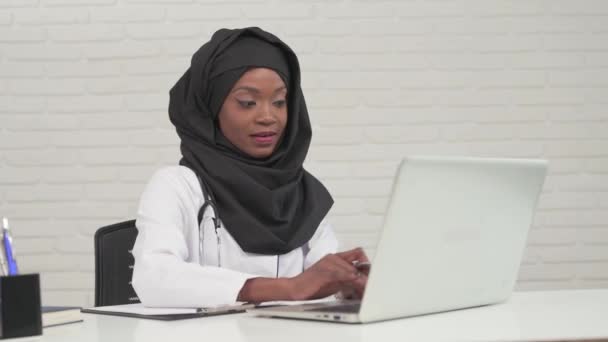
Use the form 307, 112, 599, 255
195, 173, 223, 267
194, 173, 281, 277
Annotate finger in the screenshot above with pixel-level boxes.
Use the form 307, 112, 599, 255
338, 287, 357, 300
353, 285, 365, 300
345, 272, 367, 289
355, 273, 368, 287
330, 254, 361, 276
356, 250, 370, 263
354, 262, 371, 276
353, 248, 370, 263
335, 247, 361, 261
336, 247, 369, 263
338, 279, 364, 300
350, 274, 368, 298
322, 254, 359, 281
323, 253, 358, 273
311, 255, 353, 282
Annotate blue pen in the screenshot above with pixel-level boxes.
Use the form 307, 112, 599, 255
2, 217, 18, 276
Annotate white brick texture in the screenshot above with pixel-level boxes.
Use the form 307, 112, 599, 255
1, 0, 607, 307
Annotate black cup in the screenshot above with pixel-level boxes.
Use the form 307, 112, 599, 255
0, 273, 42, 339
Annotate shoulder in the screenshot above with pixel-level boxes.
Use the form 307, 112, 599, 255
143, 166, 203, 202
148, 165, 196, 184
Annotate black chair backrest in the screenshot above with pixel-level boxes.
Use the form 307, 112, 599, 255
94, 220, 141, 307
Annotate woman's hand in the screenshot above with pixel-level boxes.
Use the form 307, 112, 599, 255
287, 247, 369, 301
336, 247, 370, 276
334, 247, 370, 299
237, 247, 369, 303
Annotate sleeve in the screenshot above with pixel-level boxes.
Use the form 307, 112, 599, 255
303, 218, 339, 269
131, 168, 257, 308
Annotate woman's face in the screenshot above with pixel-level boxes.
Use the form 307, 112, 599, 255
218, 67, 288, 159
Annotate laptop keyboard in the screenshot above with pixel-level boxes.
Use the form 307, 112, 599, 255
306, 303, 361, 313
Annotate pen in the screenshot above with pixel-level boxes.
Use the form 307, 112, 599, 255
2, 217, 18, 275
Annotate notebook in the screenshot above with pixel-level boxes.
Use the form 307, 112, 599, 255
81, 302, 255, 321
42, 306, 83, 328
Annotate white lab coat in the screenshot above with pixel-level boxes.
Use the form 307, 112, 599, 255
131, 166, 339, 308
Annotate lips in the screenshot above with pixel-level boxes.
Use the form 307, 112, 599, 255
251, 132, 276, 137
251, 131, 277, 145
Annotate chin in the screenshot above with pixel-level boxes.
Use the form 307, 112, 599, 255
249, 147, 275, 159
252, 152, 273, 159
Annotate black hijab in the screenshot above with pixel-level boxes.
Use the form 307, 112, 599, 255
168, 27, 334, 255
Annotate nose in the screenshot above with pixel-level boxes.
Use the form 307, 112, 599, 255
255, 102, 277, 125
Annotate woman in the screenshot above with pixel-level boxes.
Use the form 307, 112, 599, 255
132, 27, 368, 307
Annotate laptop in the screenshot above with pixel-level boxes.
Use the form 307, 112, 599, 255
251, 156, 548, 323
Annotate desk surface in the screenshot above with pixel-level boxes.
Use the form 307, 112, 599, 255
22, 289, 608, 342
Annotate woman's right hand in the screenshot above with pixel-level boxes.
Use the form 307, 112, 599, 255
287, 251, 367, 301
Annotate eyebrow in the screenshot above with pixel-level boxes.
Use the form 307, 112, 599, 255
232, 85, 287, 94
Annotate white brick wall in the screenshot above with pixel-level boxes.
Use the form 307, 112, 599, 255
1, 0, 607, 307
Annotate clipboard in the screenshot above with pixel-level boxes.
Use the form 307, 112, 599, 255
81, 303, 255, 321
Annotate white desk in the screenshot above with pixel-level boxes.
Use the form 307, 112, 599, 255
23, 289, 608, 342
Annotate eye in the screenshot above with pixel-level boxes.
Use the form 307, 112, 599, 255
273, 99, 286, 108
237, 100, 256, 108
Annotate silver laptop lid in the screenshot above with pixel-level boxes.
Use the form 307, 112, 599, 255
359, 156, 547, 323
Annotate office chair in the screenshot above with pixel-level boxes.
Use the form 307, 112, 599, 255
94, 220, 141, 307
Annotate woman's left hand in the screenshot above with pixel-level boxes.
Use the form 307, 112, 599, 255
336, 247, 370, 275
335, 247, 370, 299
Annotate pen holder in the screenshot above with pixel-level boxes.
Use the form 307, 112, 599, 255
0, 274, 42, 339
